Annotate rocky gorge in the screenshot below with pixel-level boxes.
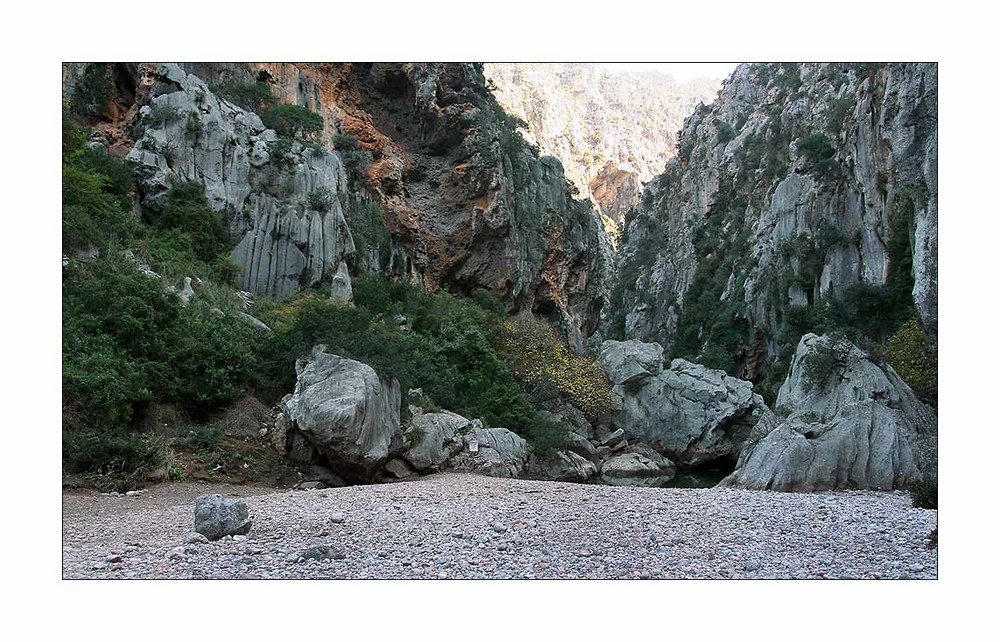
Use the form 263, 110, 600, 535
61, 61, 937, 580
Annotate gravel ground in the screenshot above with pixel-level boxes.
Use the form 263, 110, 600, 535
63, 473, 937, 579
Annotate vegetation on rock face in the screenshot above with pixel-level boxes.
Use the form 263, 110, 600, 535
62, 115, 259, 490
209, 78, 276, 112
261, 104, 324, 139
69, 63, 113, 119
801, 334, 854, 392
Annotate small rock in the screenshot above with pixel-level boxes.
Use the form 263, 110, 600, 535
105, 555, 123, 564
184, 532, 209, 545
330, 512, 346, 524
298, 481, 326, 491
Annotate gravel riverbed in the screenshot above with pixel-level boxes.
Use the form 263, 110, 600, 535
63, 473, 937, 579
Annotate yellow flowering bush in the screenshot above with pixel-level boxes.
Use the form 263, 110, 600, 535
883, 317, 937, 404
498, 316, 616, 421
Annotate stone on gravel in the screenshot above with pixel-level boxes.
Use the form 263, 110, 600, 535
299, 545, 346, 561
193, 494, 252, 541
529, 449, 598, 482
330, 512, 346, 524
184, 532, 209, 544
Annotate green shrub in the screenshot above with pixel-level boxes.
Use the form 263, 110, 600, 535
714, 119, 737, 144
796, 132, 840, 180
62, 162, 138, 253
333, 133, 372, 187
345, 198, 391, 268
884, 318, 937, 403
909, 478, 938, 509
209, 79, 275, 112
172, 426, 224, 451
261, 104, 323, 139
307, 188, 334, 212
144, 102, 183, 127
801, 333, 854, 392
522, 414, 571, 456
142, 182, 229, 263
64, 429, 167, 493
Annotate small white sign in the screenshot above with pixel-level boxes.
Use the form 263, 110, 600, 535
469, 439, 479, 453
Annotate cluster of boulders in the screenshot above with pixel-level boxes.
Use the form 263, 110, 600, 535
261, 333, 937, 493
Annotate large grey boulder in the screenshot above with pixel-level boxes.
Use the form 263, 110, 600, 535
721, 334, 937, 491
529, 449, 598, 482
598, 339, 664, 385
193, 494, 252, 540
599, 445, 676, 487
282, 345, 403, 483
447, 427, 529, 478
402, 410, 472, 471
600, 340, 767, 467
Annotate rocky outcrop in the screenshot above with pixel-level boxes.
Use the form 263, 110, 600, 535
445, 427, 530, 478
599, 339, 767, 467
528, 449, 598, 482
598, 338, 664, 385
721, 334, 937, 491
484, 63, 721, 227
402, 409, 472, 472
609, 63, 939, 388
599, 447, 676, 487
281, 345, 403, 483
126, 64, 356, 298
193, 494, 252, 540
118, 63, 612, 344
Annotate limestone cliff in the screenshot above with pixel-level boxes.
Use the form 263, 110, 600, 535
608, 63, 937, 392
484, 64, 721, 232
65, 62, 611, 343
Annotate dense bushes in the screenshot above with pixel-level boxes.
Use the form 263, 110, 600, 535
254, 284, 537, 430
142, 181, 229, 263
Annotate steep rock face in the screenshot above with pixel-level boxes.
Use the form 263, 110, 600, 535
70, 62, 610, 341
609, 63, 938, 383
721, 334, 937, 491
599, 340, 767, 467
172, 63, 611, 343
126, 64, 356, 297
281, 346, 403, 483
484, 64, 721, 227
